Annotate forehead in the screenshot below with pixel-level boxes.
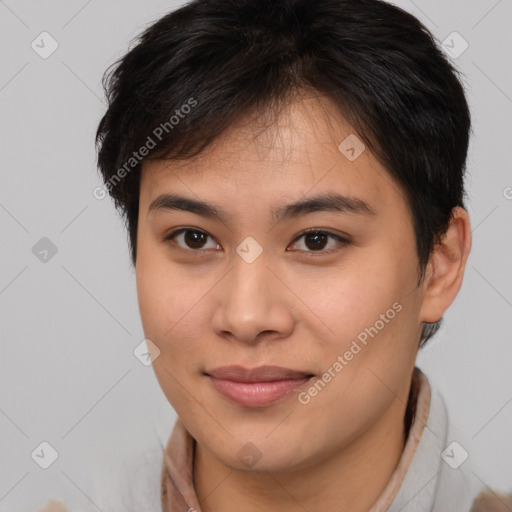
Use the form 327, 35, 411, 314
140, 94, 406, 211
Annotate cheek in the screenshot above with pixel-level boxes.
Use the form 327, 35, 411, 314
295, 253, 418, 398
135, 254, 217, 369
292, 277, 415, 453
296, 258, 403, 348
136, 261, 212, 413
137, 239, 183, 327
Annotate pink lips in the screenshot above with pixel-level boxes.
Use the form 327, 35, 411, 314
205, 365, 314, 408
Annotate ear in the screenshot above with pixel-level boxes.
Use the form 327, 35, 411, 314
418, 206, 472, 323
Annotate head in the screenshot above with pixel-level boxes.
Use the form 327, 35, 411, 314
96, 0, 471, 474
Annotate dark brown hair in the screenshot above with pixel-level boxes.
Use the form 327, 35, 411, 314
96, 0, 471, 345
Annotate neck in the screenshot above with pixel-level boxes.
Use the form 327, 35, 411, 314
193, 383, 414, 512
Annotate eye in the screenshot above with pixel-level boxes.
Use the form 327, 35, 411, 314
163, 227, 350, 256
287, 229, 350, 255
163, 228, 221, 251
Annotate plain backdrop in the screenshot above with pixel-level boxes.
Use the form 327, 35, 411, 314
1, 0, 511, 510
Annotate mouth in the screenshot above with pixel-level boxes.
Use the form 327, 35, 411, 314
204, 365, 315, 408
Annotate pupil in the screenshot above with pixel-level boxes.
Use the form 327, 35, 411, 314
305, 232, 327, 251
185, 231, 206, 248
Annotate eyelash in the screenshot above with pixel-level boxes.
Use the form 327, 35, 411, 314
163, 227, 350, 257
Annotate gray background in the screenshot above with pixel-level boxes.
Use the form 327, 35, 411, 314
0, 0, 511, 510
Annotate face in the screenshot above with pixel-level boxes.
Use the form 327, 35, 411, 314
136, 93, 426, 473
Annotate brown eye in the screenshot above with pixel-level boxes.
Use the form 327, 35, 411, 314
164, 228, 220, 251
288, 229, 350, 255
304, 232, 328, 251
184, 230, 208, 249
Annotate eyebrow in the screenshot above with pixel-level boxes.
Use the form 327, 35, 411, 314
147, 192, 376, 224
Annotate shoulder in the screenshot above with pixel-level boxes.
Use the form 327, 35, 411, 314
389, 368, 510, 512
470, 490, 512, 512
36, 429, 166, 511
424, 372, 511, 512
37, 500, 68, 512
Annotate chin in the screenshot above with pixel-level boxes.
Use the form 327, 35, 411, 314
219, 434, 314, 473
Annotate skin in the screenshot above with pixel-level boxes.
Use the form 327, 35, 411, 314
135, 91, 471, 512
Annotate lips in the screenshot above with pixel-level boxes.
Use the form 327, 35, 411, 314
205, 365, 314, 407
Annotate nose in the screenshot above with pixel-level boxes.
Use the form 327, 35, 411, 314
211, 250, 295, 345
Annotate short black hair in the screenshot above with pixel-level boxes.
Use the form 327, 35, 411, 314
95, 0, 471, 346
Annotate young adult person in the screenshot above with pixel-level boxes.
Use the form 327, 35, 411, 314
41, 0, 511, 510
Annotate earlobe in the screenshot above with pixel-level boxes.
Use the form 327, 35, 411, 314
419, 206, 472, 323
